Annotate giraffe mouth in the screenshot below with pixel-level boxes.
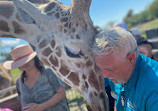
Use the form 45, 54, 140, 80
64, 46, 84, 58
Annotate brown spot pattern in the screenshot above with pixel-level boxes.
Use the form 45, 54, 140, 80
49, 55, 59, 67
67, 72, 80, 86
99, 92, 105, 99
76, 22, 79, 27
55, 46, 62, 57
72, 28, 76, 33
94, 91, 97, 96
39, 40, 48, 48
36, 35, 42, 42
16, 13, 21, 22
59, 61, 70, 76
86, 105, 92, 111
41, 58, 50, 66
86, 60, 93, 67
51, 40, 56, 48
94, 64, 101, 73
64, 29, 67, 33
99, 75, 104, 89
85, 81, 89, 89
51, 65, 56, 71
55, 13, 60, 19
0, 20, 10, 32
42, 47, 52, 56
60, 17, 68, 23
98, 106, 102, 111
88, 70, 100, 91
82, 74, 87, 80
68, 22, 71, 29
64, 22, 68, 27
0, 2, 14, 18
58, 25, 63, 32
1, 34, 16, 38
76, 34, 80, 39
12, 21, 25, 34
89, 92, 93, 99
75, 63, 81, 68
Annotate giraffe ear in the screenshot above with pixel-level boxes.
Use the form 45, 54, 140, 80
13, 0, 46, 24
15, 6, 35, 24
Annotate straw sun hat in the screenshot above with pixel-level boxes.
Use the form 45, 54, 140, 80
3, 45, 37, 70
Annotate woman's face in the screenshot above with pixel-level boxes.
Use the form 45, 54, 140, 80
20, 59, 35, 71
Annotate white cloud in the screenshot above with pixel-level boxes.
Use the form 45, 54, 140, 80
1, 39, 20, 46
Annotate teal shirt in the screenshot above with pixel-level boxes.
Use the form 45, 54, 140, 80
110, 54, 158, 111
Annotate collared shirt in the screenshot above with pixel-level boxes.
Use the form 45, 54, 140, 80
110, 54, 158, 111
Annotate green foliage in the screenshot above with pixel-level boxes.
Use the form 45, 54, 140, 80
0, 52, 12, 62
10, 68, 23, 75
148, 0, 158, 19
139, 19, 158, 32
123, 0, 158, 28
131, 18, 158, 38
10, 68, 23, 83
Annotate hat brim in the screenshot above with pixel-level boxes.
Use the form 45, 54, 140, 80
3, 52, 37, 70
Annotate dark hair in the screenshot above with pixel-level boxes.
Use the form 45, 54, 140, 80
21, 56, 43, 83
135, 37, 155, 59
135, 37, 152, 47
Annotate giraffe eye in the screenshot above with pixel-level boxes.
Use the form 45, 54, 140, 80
64, 46, 84, 58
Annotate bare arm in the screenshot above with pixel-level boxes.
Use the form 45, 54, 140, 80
39, 86, 66, 110
114, 101, 117, 111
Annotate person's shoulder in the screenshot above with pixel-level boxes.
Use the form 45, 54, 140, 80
42, 66, 54, 74
140, 54, 158, 74
16, 77, 20, 85
137, 55, 158, 91
42, 66, 58, 79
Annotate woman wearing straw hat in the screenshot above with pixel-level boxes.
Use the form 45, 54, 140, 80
3, 45, 69, 111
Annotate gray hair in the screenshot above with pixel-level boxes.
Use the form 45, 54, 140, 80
93, 27, 139, 57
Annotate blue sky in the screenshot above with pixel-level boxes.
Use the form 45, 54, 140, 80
0, 0, 154, 55
60, 0, 154, 27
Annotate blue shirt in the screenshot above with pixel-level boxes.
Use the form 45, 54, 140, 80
110, 54, 158, 111
104, 78, 110, 87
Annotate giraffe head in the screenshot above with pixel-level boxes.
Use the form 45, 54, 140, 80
12, 0, 109, 110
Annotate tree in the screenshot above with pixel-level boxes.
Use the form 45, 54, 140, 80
103, 21, 116, 30
123, 9, 133, 27
148, 0, 158, 19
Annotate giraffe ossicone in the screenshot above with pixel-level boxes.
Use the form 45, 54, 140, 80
0, 0, 109, 111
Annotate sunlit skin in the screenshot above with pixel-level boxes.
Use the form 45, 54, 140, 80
139, 44, 152, 58
20, 59, 36, 71
95, 51, 136, 84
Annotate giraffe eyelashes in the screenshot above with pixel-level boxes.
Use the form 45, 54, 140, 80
64, 46, 84, 58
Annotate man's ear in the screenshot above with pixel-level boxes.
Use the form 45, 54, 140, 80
127, 53, 136, 64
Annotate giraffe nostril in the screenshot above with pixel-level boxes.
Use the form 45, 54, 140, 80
64, 46, 84, 58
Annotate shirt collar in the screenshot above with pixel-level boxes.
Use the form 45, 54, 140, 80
124, 54, 142, 91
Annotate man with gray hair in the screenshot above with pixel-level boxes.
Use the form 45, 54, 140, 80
93, 27, 158, 111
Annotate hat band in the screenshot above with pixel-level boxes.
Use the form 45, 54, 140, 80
14, 52, 34, 62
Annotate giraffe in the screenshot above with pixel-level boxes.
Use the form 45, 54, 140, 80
0, 63, 15, 99
0, 0, 109, 111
